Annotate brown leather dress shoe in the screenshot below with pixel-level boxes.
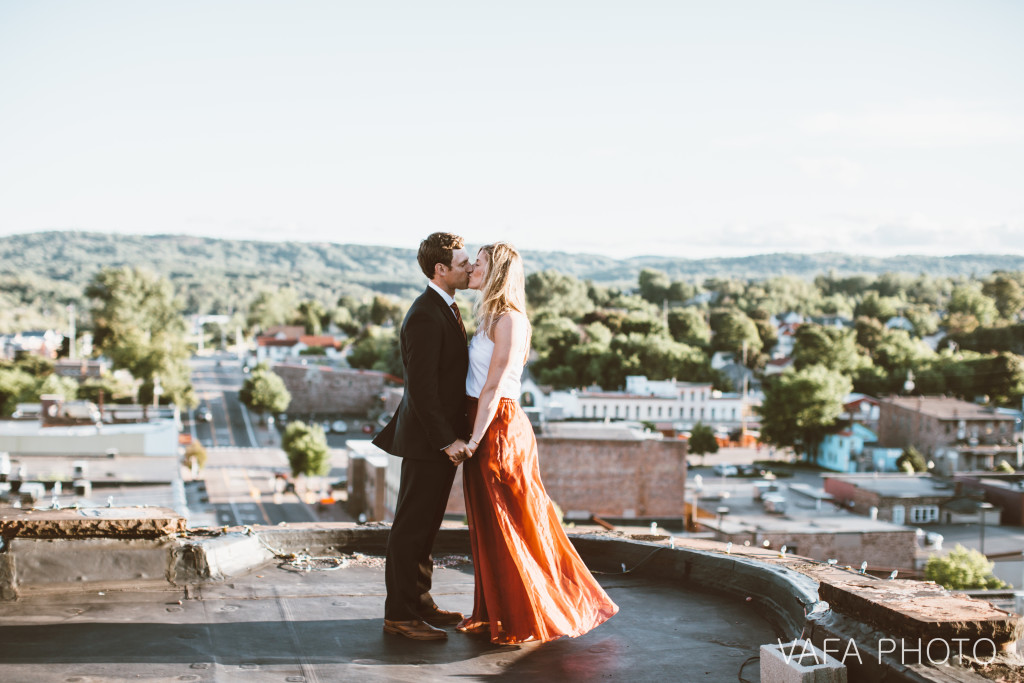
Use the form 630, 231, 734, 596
383, 619, 448, 641
418, 605, 464, 626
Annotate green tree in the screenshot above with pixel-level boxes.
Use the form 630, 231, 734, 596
896, 446, 928, 473
295, 299, 327, 335
792, 325, 870, 376
347, 326, 403, 377
86, 266, 195, 407
239, 363, 292, 420
638, 268, 671, 305
38, 374, 79, 401
668, 308, 711, 348
366, 295, 405, 327
525, 270, 594, 320
710, 308, 762, 361
282, 421, 331, 479
946, 283, 998, 328
758, 365, 852, 461
983, 274, 1024, 321
184, 442, 208, 472
0, 367, 38, 416
688, 422, 719, 466
925, 544, 1008, 590
247, 287, 300, 332
854, 291, 901, 322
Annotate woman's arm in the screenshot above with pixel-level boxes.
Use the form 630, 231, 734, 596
467, 312, 527, 454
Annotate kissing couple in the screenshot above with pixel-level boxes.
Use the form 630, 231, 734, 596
373, 232, 618, 644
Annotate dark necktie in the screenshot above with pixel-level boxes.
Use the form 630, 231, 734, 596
450, 302, 466, 340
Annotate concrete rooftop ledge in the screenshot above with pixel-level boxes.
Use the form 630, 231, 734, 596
1, 512, 1023, 680
0, 507, 186, 541
819, 576, 1023, 653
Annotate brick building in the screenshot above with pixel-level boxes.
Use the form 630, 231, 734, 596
349, 421, 688, 522
876, 395, 1017, 458
823, 473, 999, 526
445, 422, 687, 518
272, 364, 388, 415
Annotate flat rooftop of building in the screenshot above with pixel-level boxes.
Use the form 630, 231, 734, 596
823, 473, 958, 498
0, 549, 778, 682
881, 396, 1016, 421
539, 421, 666, 441
695, 477, 911, 534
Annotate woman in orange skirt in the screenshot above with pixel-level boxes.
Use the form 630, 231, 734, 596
447, 242, 618, 644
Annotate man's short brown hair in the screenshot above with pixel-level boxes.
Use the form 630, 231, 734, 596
417, 232, 465, 279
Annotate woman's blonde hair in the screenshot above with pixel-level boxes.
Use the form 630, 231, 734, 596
474, 242, 528, 338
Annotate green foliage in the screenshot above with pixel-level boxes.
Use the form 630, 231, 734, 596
758, 365, 852, 459
184, 442, 208, 471
239, 363, 292, 415
347, 326, 402, 377
667, 308, 711, 348
710, 308, 762, 361
854, 290, 902, 321
0, 367, 39, 416
638, 268, 671, 304
38, 374, 79, 401
896, 446, 928, 473
688, 422, 719, 464
296, 299, 327, 335
792, 325, 871, 376
983, 273, 1024, 321
525, 270, 594, 320
947, 283, 999, 328
86, 266, 195, 407
366, 295, 405, 327
925, 544, 1008, 590
282, 421, 331, 479
247, 288, 300, 333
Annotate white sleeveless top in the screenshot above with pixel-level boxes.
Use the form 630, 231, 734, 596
465, 319, 529, 399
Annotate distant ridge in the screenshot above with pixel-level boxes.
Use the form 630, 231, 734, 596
1, 231, 1022, 295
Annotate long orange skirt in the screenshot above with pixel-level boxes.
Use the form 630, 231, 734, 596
461, 397, 618, 644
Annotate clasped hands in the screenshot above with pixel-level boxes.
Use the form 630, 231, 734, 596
445, 438, 479, 465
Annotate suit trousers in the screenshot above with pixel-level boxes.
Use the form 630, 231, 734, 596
384, 456, 457, 621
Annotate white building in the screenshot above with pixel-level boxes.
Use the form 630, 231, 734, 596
538, 375, 761, 432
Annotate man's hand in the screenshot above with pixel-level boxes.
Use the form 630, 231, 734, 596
445, 439, 471, 464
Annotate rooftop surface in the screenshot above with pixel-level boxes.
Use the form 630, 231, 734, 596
694, 477, 910, 534
823, 473, 960, 499
881, 396, 1016, 421
0, 550, 778, 682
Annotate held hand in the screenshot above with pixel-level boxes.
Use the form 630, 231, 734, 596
466, 437, 480, 455
445, 439, 471, 464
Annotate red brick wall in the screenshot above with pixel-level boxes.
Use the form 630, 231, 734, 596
719, 529, 918, 572
272, 365, 387, 415
445, 436, 688, 517
823, 477, 880, 515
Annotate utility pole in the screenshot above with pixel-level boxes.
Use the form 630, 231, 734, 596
67, 303, 76, 360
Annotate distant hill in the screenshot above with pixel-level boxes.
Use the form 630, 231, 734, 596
1, 231, 1022, 315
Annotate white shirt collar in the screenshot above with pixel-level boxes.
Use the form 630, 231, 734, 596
427, 280, 456, 307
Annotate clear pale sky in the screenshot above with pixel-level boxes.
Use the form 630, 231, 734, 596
1, 1, 1021, 258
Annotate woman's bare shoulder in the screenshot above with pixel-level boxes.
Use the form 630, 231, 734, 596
491, 311, 529, 340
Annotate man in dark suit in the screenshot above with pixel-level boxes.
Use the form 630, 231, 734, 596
372, 232, 474, 641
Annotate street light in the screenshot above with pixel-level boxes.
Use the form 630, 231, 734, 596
978, 502, 995, 556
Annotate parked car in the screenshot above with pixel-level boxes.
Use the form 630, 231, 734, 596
712, 463, 738, 477
331, 420, 349, 434
197, 408, 212, 422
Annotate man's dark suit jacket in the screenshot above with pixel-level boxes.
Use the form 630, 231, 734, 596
373, 286, 468, 459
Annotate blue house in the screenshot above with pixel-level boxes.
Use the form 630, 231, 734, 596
815, 423, 877, 473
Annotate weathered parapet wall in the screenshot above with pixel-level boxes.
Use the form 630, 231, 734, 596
272, 364, 386, 415
1, 510, 1022, 681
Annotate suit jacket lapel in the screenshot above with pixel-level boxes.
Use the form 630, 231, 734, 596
424, 286, 463, 337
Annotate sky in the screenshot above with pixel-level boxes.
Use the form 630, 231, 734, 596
1, 1, 1022, 259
